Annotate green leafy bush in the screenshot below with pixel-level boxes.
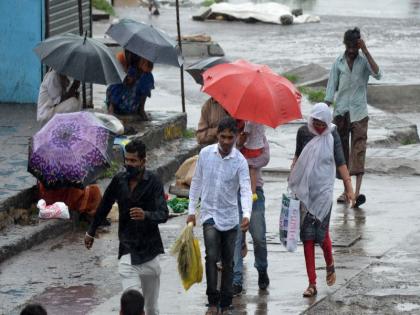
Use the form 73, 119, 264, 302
93, 0, 115, 16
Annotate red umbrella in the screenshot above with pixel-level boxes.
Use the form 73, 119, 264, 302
202, 59, 302, 128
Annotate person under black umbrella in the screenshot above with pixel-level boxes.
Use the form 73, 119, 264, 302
37, 69, 81, 125
106, 49, 155, 121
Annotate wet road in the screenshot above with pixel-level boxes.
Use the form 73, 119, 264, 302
92, 1, 420, 133
1, 175, 420, 314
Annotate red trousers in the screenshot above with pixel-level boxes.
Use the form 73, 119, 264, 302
303, 231, 333, 285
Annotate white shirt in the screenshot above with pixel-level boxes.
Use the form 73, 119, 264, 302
188, 144, 252, 231
244, 121, 265, 150
37, 70, 63, 122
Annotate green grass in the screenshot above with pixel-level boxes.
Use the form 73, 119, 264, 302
93, 0, 115, 16
201, 0, 215, 6
299, 86, 326, 103
282, 73, 299, 84
183, 128, 196, 139
400, 138, 418, 145
201, 0, 223, 7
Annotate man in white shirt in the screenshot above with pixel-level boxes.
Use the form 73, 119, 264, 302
187, 117, 252, 315
37, 69, 81, 124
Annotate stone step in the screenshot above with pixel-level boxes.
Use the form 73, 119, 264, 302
0, 137, 200, 264
0, 111, 187, 218
115, 111, 188, 151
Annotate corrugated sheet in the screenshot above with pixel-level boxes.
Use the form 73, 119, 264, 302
48, 0, 91, 36
47, 0, 93, 106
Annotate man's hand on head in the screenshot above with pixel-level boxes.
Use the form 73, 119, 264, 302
357, 39, 368, 53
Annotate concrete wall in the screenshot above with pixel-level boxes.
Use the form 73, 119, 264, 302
367, 84, 420, 113
0, 0, 44, 104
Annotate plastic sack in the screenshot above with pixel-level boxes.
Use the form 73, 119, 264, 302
175, 155, 198, 187
37, 199, 70, 219
279, 193, 300, 252
171, 223, 203, 290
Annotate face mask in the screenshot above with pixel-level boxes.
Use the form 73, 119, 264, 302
125, 165, 144, 178
314, 125, 327, 135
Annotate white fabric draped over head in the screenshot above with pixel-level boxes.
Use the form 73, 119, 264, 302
288, 103, 336, 222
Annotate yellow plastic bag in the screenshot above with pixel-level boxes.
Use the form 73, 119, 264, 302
171, 223, 203, 290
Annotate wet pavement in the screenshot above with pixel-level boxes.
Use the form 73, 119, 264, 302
0, 104, 40, 208
1, 174, 420, 314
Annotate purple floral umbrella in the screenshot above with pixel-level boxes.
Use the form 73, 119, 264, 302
28, 112, 115, 188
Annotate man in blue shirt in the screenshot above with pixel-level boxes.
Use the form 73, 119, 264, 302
325, 27, 381, 207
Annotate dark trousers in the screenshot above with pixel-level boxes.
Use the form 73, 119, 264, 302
203, 223, 237, 308
334, 113, 369, 176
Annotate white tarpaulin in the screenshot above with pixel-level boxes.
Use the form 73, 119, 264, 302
210, 2, 320, 25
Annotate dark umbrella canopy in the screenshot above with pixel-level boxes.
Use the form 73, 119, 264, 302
28, 112, 115, 189
106, 19, 183, 67
186, 57, 229, 85
34, 33, 126, 85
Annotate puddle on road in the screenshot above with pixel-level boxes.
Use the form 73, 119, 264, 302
31, 284, 98, 315
396, 302, 420, 312
366, 285, 420, 297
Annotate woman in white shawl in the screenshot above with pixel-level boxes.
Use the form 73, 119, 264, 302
37, 69, 81, 124
289, 103, 355, 297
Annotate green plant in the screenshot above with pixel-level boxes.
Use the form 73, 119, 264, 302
201, 0, 223, 7
400, 138, 417, 145
168, 197, 189, 213
183, 128, 196, 139
201, 0, 215, 6
93, 0, 115, 16
99, 161, 121, 179
282, 73, 299, 83
299, 86, 326, 103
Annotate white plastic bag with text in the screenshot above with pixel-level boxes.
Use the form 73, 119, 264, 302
37, 199, 70, 219
279, 194, 300, 252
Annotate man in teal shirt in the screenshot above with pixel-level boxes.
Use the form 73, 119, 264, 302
325, 27, 381, 207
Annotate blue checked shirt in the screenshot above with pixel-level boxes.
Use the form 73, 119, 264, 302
325, 53, 382, 122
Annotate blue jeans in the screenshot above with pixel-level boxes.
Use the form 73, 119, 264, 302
203, 221, 238, 308
233, 187, 268, 285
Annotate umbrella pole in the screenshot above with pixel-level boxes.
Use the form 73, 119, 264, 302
175, 0, 186, 113
78, 0, 87, 108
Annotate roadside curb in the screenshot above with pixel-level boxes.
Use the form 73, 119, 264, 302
0, 219, 72, 265
0, 138, 200, 265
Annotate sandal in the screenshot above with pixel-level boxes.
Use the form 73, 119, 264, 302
326, 264, 336, 286
303, 284, 317, 297
354, 194, 366, 208
336, 193, 346, 203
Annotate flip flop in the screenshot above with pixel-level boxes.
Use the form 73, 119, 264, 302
354, 194, 366, 208
303, 285, 317, 297
326, 264, 336, 286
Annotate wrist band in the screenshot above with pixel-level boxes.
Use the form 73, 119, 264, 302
85, 232, 94, 239
252, 193, 258, 202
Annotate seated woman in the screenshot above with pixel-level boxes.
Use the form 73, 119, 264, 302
37, 69, 81, 124
106, 50, 154, 121
38, 182, 102, 219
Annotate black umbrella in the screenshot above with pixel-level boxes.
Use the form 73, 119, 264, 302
34, 33, 125, 85
106, 19, 183, 67
186, 57, 229, 85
